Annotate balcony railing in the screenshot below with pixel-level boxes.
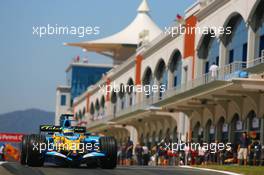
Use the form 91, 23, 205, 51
87, 57, 264, 128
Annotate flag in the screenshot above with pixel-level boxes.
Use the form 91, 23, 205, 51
176, 14, 185, 24
176, 14, 183, 21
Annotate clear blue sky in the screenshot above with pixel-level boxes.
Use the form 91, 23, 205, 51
0, 0, 195, 114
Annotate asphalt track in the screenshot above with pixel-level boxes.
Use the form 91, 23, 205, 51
0, 162, 233, 175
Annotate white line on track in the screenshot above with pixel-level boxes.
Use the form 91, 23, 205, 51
0, 161, 7, 165
180, 166, 242, 175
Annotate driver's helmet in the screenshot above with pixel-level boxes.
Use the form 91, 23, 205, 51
63, 128, 74, 136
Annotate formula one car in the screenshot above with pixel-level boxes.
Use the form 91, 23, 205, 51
20, 115, 117, 169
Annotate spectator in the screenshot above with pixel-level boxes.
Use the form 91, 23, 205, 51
209, 62, 218, 79
135, 143, 143, 165
157, 145, 165, 166
142, 144, 149, 166
121, 143, 127, 165
117, 146, 122, 164
126, 137, 134, 166
151, 144, 158, 166
198, 144, 205, 165
250, 139, 261, 166
237, 132, 251, 166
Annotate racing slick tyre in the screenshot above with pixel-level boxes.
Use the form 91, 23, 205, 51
27, 134, 46, 167
99, 136, 117, 169
20, 135, 29, 165
86, 161, 98, 169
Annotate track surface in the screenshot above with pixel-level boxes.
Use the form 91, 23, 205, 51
1, 163, 230, 175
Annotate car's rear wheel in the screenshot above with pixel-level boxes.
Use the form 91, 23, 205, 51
27, 134, 46, 167
20, 135, 29, 165
99, 136, 117, 169
86, 161, 98, 169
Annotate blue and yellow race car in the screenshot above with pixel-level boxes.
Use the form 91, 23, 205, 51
20, 115, 117, 169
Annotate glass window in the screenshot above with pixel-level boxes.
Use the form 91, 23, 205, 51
229, 49, 234, 64
208, 38, 219, 66
257, 22, 264, 57
227, 18, 248, 63
174, 76, 178, 87
259, 35, 264, 57
203, 37, 219, 74
60, 95, 66, 106
69, 66, 111, 102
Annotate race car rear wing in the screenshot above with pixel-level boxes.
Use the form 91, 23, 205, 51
39, 125, 86, 133
40, 125, 62, 132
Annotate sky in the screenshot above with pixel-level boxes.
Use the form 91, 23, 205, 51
0, 0, 196, 114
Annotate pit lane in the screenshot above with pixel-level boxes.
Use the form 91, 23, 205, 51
0, 162, 237, 175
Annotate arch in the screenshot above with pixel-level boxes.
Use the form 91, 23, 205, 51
111, 90, 117, 104
95, 98, 100, 111
192, 122, 203, 143
118, 83, 126, 110
142, 66, 153, 85
158, 129, 163, 141
168, 50, 182, 87
142, 66, 154, 99
220, 12, 245, 45
197, 29, 217, 59
145, 132, 151, 148
90, 102, 95, 115
82, 107, 86, 118
127, 78, 134, 95
217, 116, 228, 142
220, 12, 248, 64
154, 59, 166, 81
248, 0, 264, 57
140, 133, 144, 145
126, 78, 134, 106
100, 95, 105, 108
246, 110, 260, 140
197, 29, 220, 73
248, 0, 264, 32
118, 83, 125, 99
154, 58, 168, 99
172, 126, 178, 142
168, 49, 182, 72
230, 113, 241, 145
205, 119, 215, 143
152, 131, 156, 146
78, 110, 82, 120
165, 128, 170, 138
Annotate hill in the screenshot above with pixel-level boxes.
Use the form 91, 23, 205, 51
0, 109, 54, 134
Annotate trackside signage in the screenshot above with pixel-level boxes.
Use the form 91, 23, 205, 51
0, 133, 24, 142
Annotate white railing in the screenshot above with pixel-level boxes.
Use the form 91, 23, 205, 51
247, 56, 264, 68
87, 57, 264, 128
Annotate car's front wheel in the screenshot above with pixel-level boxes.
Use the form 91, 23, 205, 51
27, 134, 46, 167
99, 136, 117, 169
20, 135, 29, 165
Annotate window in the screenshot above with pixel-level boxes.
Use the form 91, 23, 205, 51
259, 35, 264, 57
216, 56, 219, 66
174, 76, 177, 87
60, 95, 66, 106
229, 49, 234, 64
242, 43, 247, 62
205, 61, 209, 73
